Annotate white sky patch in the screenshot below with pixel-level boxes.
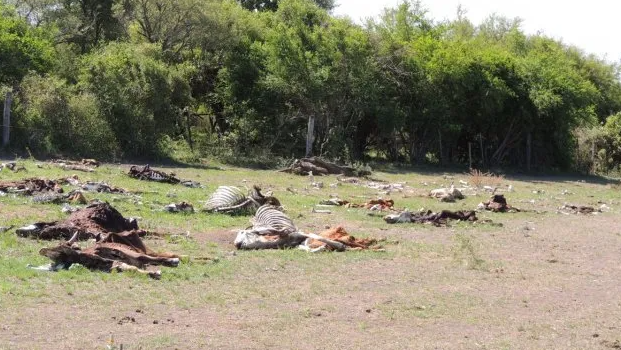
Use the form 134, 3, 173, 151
332, 0, 621, 63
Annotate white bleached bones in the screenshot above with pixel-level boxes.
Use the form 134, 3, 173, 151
203, 185, 280, 215
234, 205, 377, 252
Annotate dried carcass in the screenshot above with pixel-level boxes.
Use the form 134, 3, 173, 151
128, 165, 180, 184
81, 181, 127, 194
384, 209, 477, 226
32, 190, 87, 205
235, 205, 374, 252
164, 202, 194, 213
558, 204, 601, 215
300, 226, 381, 252
203, 185, 280, 215
35, 231, 179, 279
429, 184, 464, 202
16, 202, 139, 240
478, 194, 519, 212
0, 178, 63, 196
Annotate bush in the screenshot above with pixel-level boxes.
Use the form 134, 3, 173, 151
14, 74, 118, 158
78, 42, 192, 157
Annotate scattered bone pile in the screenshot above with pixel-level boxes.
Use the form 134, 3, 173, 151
164, 202, 195, 213
558, 204, 601, 215
128, 165, 181, 184
478, 194, 519, 212
19, 202, 179, 278
50, 158, 99, 172
0, 162, 26, 172
384, 209, 478, 226
128, 165, 203, 188
319, 198, 395, 211
81, 181, 127, 194
429, 185, 464, 202
204, 185, 280, 215
279, 156, 370, 177
0, 178, 63, 196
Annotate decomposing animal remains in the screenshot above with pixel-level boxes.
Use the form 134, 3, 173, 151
478, 194, 519, 212
384, 209, 478, 226
234, 205, 378, 251
319, 198, 396, 211
164, 202, 195, 213
279, 157, 371, 177
16, 202, 140, 240
0, 178, 63, 196
35, 230, 179, 279
204, 185, 280, 214
128, 165, 181, 184
558, 204, 601, 215
429, 184, 464, 202
19, 202, 179, 278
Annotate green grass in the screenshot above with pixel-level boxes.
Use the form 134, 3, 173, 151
0, 158, 618, 322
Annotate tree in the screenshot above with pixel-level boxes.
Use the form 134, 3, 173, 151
0, 5, 54, 86
78, 42, 192, 156
238, 0, 334, 12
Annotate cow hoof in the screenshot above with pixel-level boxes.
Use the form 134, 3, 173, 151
170, 258, 180, 267
149, 270, 162, 280
15, 224, 41, 237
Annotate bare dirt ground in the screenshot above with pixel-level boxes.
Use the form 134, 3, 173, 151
3, 214, 621, 349
1, 162, 620, 349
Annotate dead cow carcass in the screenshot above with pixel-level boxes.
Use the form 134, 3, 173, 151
36, 230, 179, 279
128, 165, 180, 184
429, 184, 464, 202
204, 185, 280, 215
478, 194, 519, 212
0, 178, 63, 196
16, 202, 139, 240
279, 157, 371, 177
384, 209, 477, 226
234, 205, 377, 251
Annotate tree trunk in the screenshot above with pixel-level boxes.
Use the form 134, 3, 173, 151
305, 115, 315, 157
526, 132, 532, 172
3, 92, 12, 147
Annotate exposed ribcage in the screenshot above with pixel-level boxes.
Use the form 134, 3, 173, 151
251, 205, 296, 234
204, 186, 253, 213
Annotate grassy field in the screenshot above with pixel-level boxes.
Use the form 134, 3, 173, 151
0, 159, 620, 349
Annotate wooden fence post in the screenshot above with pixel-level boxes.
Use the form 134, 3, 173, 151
526, 132, 532, 172
468, 142, 472, 170
2, 92, 11, 147
305, 115, 315, 157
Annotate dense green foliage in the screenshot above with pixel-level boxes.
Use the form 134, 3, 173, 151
1, 0, 620, 171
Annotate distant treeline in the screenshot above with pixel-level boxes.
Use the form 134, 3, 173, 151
1, 0, 620, 172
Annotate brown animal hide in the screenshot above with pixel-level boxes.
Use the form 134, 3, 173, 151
479, 194, 519, 212
0, 178, 63, 195
347, 199, 395, 211
17, 203, 139, 240
39, 231, 179, 279
305, 226, 379, 251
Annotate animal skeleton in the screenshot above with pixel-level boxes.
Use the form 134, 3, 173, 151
204, 185, 280, 215
234, 205, 370, 252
